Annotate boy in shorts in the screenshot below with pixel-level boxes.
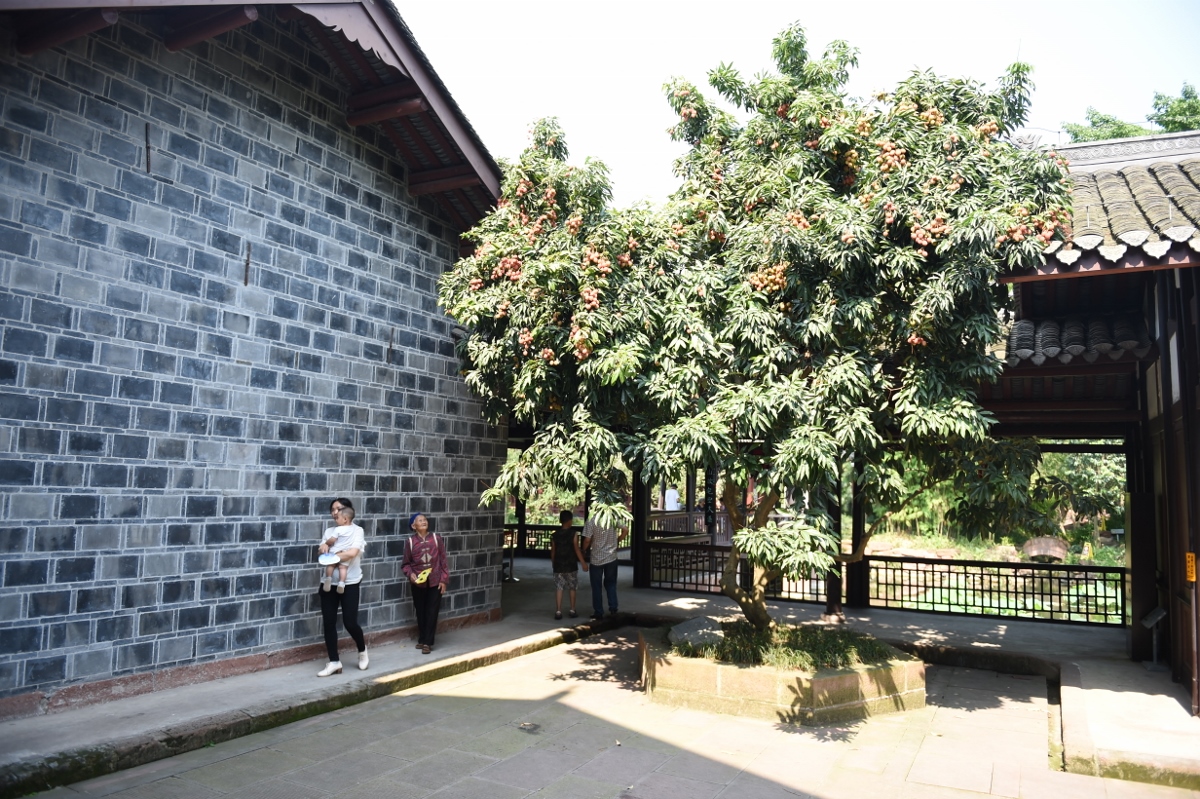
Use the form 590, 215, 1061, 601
550, 509, 588, 620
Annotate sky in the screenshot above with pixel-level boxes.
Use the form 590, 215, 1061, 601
400, 0, 1200, 206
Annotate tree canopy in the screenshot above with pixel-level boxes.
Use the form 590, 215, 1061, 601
440, 24, 1072, 628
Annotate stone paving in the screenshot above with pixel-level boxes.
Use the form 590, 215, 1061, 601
33, 630, 1200, 799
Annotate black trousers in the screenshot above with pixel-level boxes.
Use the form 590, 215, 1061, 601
411, 584, 442, 646
320, 581, 366, 662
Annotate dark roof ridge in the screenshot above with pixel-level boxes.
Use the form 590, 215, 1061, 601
1059, 129, 1200, 173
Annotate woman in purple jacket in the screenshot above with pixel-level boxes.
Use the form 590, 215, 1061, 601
401, 512, 448, 654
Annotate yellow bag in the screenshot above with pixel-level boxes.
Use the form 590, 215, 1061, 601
413, 567, 432, 585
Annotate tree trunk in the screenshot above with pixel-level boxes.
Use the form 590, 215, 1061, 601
717, 481, 780, 631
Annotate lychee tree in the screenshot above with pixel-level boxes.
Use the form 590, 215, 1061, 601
440, 25, 1072, 630
438, 119, 686, 522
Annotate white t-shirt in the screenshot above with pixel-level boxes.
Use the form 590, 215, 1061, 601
321, 523, 365, 584
664, 488, 680, 511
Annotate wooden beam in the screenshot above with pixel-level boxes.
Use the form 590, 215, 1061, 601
165, 5, 257, 51
1038, 443, 1126, 454
1001, 242, 1200, 284
17, 8, 118, 55
409, 165, 481, 196
993, 424, 1130, 439
346, 98, 428, 127
998, 361, 1139, 379
981, 400, 1135, 412
347, 82, 422, 110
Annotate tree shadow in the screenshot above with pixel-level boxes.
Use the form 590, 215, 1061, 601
548, 629, 644, 691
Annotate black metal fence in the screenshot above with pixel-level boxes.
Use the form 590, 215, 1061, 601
646, 542, 1127, 627
647, 541, 829, 603
867, 555, 1127, 626
504, 524, 571, 558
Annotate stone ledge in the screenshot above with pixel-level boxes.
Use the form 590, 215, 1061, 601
640, 629, 925, 725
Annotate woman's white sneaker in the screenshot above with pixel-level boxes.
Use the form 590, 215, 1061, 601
317, 661, 342, 677
358, 650, 369, 670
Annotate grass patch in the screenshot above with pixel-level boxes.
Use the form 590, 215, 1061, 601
671, 621, 896, 671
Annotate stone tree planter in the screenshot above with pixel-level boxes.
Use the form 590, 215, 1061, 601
639, 628, 925, 726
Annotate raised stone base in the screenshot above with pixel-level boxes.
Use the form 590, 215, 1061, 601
640, 629, 925, 725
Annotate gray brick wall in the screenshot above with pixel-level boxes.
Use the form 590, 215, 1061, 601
0, 11, 505, 698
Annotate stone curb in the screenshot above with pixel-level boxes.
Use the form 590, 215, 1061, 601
0, 616, 621, 799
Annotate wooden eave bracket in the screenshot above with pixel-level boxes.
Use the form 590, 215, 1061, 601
346, 98, 428, 127
165, 5, 258, 51
409, 164, 481, 196
16, 8, 118, 55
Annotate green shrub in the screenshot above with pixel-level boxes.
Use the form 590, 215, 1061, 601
672, 621, 895, 670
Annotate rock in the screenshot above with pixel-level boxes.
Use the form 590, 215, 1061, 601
668, 617, 725, 648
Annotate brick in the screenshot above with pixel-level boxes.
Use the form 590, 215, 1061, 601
112, 435, 149, 459
76, 587, 115, 613
74, 369, 114, 396
3, 328, 47, 357
93, 191, 133, 221
43, 463, 85, 486
162, 579, 195, 604
141, 350, 176, 375
55, 557, 96, 583
106, 496, 142, 519
119, 376, 155, 400
18, 428, 60, 454
160, 381, 193, 406
90, 464, 128, 487
0, 627, 41, 654
54, 335, 95, 362
116, 642, 154, 670
30, 589, 71, 617
0, 460, 36, 485
61, 495, 101, 519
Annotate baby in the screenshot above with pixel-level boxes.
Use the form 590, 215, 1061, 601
321, 506, 356, 593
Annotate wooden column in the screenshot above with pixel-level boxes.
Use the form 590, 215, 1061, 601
515, 494, 527, 556
632, 470, 652, 588
1126, 394, 1154, 661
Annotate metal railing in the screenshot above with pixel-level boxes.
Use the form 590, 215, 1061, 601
645, 541, 1127, 627
504, 524, 573, 557
867, 555, 1128, 626
647, 541, 829, 603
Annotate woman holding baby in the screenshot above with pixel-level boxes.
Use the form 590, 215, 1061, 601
316, 497, 369, 677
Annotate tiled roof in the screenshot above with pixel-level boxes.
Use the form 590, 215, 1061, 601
1002, 315, 1151, 367
1042, 132, 1200, 268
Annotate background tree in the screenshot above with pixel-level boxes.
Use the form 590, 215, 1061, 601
1062, 108, 1152, 143
1148, 83, 1200, 132
1063, 82, 1200, 142
441, 26, 1072, 630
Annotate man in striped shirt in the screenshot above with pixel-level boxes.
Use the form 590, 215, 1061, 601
582, 512, 626, 621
